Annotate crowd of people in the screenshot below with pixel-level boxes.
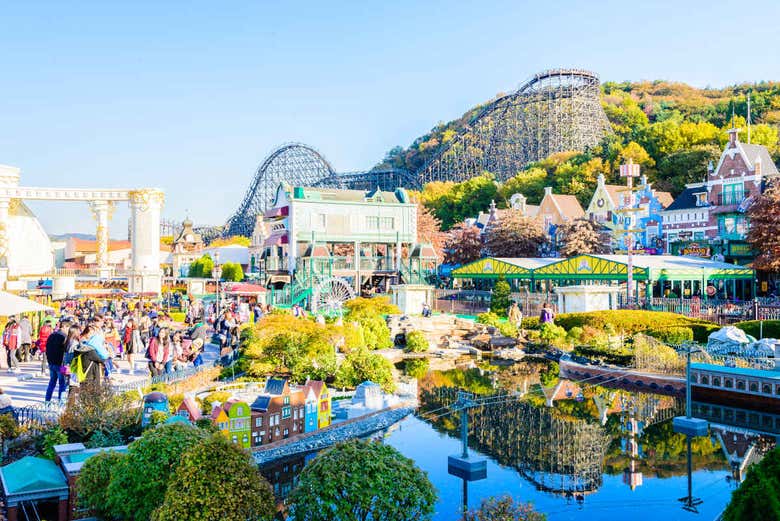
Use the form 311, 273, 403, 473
0, 298, 220, 404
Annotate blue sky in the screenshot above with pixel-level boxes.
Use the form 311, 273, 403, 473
1, 0, 779, 237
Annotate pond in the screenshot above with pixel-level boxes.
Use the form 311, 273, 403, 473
260, 369, 778, 520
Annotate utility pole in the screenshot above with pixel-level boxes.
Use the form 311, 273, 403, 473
617, 160, 641, 306
447, 391, 487, 515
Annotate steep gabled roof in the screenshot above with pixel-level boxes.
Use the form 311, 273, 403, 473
550, 194, 585, 220
655, 191, 674, 208
663, 186, 704, 212
264, 378, 288, 396
305, 380, 325, 397
177, 397, 202, 421
604, 184, 625, 207
740, 143, 779, 177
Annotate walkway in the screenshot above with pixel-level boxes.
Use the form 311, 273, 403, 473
0, 340, 222, 407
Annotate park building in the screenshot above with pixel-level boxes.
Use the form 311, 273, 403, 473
586, 173, 673, 253
250, 184, 437, 304
661, 128, 779, 265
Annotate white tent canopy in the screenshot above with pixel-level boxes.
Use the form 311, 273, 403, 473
0, 291, 52, 316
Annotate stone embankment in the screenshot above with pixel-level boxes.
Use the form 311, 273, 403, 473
387, 314, 518, 351
252, 406, 414, 465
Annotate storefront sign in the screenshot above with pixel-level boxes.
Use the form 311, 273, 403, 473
680, 242, 711, 257
728, 242, 753, 257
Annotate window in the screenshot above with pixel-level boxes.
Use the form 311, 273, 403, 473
700, 375, 709, 385
282, 406, 291, 419
763, 384, 772, 395
316, 213, 327, 229
283, 396, 290, 405
366, 216, 379, 229
694, 231, 704, 240
721, 183, 744, 205
695, 193, 707, 206
256, 417, 263, 427
712, 377, 721, 387
321, 401, 329, 412
736, 381, 746, 391
381, 217, 394, 229
283, 428, 289, 438
749, 382, 758, 393
724, 379, 733, 389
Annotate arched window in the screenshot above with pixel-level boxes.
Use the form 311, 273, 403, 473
749, 382, 758, 393
700, 375, 709, 385
724, 378, 733, 389
736, 380, 745, 391
712, 377, 721, 387
763, 384, 772, 395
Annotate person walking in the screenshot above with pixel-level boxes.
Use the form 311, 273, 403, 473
540, 302, 555, 325
3, 318, 20, 373
508, 302, 524, 337
122, 318, 143, 374
18, 315, 33, 363
147, 328, 171, 376
37, 318, 54, 376
44, 319, 72, 403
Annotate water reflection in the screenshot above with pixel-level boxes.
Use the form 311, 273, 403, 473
257, 369, 779, 520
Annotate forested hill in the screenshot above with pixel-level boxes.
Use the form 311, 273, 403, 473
376, 80, 780, 227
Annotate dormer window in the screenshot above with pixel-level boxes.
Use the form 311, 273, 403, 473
694, 193, 707, 207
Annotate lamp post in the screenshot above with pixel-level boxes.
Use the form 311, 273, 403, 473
212, 252, 222, 320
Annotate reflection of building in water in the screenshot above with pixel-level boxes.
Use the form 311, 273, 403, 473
259, 452, 313, 501
421, 387, 611, 495
621, 413, 644, 490
692, 401, 779, 483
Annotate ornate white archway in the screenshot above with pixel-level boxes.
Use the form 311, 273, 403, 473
0, 164, 165, 294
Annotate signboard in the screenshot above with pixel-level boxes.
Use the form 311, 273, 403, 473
680, 242, 711, 257
728, 242, 753, 257
620, 162, 641, 177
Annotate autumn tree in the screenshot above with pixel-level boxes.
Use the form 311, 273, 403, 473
416, 204, 446, 261
483, 213, 547, 257
747, 181, 780, 271
557, 218, 612, 257
443, 224, 483, 266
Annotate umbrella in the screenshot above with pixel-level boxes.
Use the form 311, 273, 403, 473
0, 291, 53, 316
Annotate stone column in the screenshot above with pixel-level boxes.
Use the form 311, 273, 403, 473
128, 189, 165, 295
89, 200, 115, 279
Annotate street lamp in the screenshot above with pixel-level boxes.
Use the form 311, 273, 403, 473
212, 252, 222, 320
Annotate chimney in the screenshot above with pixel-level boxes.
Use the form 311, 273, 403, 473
727, 128, 740, 149
707, 160, 714, 175
544, 186, 553, 197
640, 174, 647, 187
597, 173, 605, 186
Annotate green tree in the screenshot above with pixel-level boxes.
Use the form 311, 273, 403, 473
187, 254, 214, 278
463, 495, 546, 521
78, 450, 126, 519
60, 379, 140, 440
287, 440, 437, 521
490, 277, 511, 317
220, 262, 244, 282
404, 358, 430, 379
404, 330, 430, 353
723, 447, 780, 521
106, 423, 208, 521
335, 346, 395, 392
499, 167, 548, 204
344, 297, 399, 350
152, 433, 275, 521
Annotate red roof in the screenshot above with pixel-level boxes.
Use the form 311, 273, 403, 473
69, 238, 132, 252
224, 283, 266, 294
177, 397, 202, 421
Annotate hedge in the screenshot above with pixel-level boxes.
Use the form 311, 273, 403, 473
734, 320, 780, 340
523, 310, 720, 343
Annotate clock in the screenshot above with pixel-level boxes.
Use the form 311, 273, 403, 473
597, 198, 605, 208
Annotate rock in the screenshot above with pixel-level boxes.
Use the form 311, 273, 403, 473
490, 336, 518, 348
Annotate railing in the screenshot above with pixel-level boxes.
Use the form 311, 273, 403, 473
718, 192, 746, 206
111, 358, 221, 394
432, 289, 492, 315
11, 402, 64, 435
624, 297, 780, 324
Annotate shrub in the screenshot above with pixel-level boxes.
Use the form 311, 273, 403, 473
404, 359, 430, 379
567, 326, 584, 343
538, 323, 567, 346
0, 414, 19, 441
646, 326, 694, 344
106, 423, 209, 521
490, 277, 512, 317
152, 433, 275, 521
464, 495, 546, 521
539, 361, 559, 387
522, 316, 540, 329
287, 439, 436, 521
335, 346, 395, 393
220, 262, 244, 282
735, 320, 780, 340
78, 450, 127, 519
85, 429, 125, 449
477, 312, 518, 338
405, 331, 430, 353
723, 447, 780, 521
60, 380, 140, 440
38, 426, 68, 460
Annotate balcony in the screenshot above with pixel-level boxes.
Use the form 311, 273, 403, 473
717, 192, 746, 206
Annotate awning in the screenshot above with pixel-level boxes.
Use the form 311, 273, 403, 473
224, 283, 267, 295
263, 206, 289, 218
263, 234, 289, 247
0, 291, 53, 316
